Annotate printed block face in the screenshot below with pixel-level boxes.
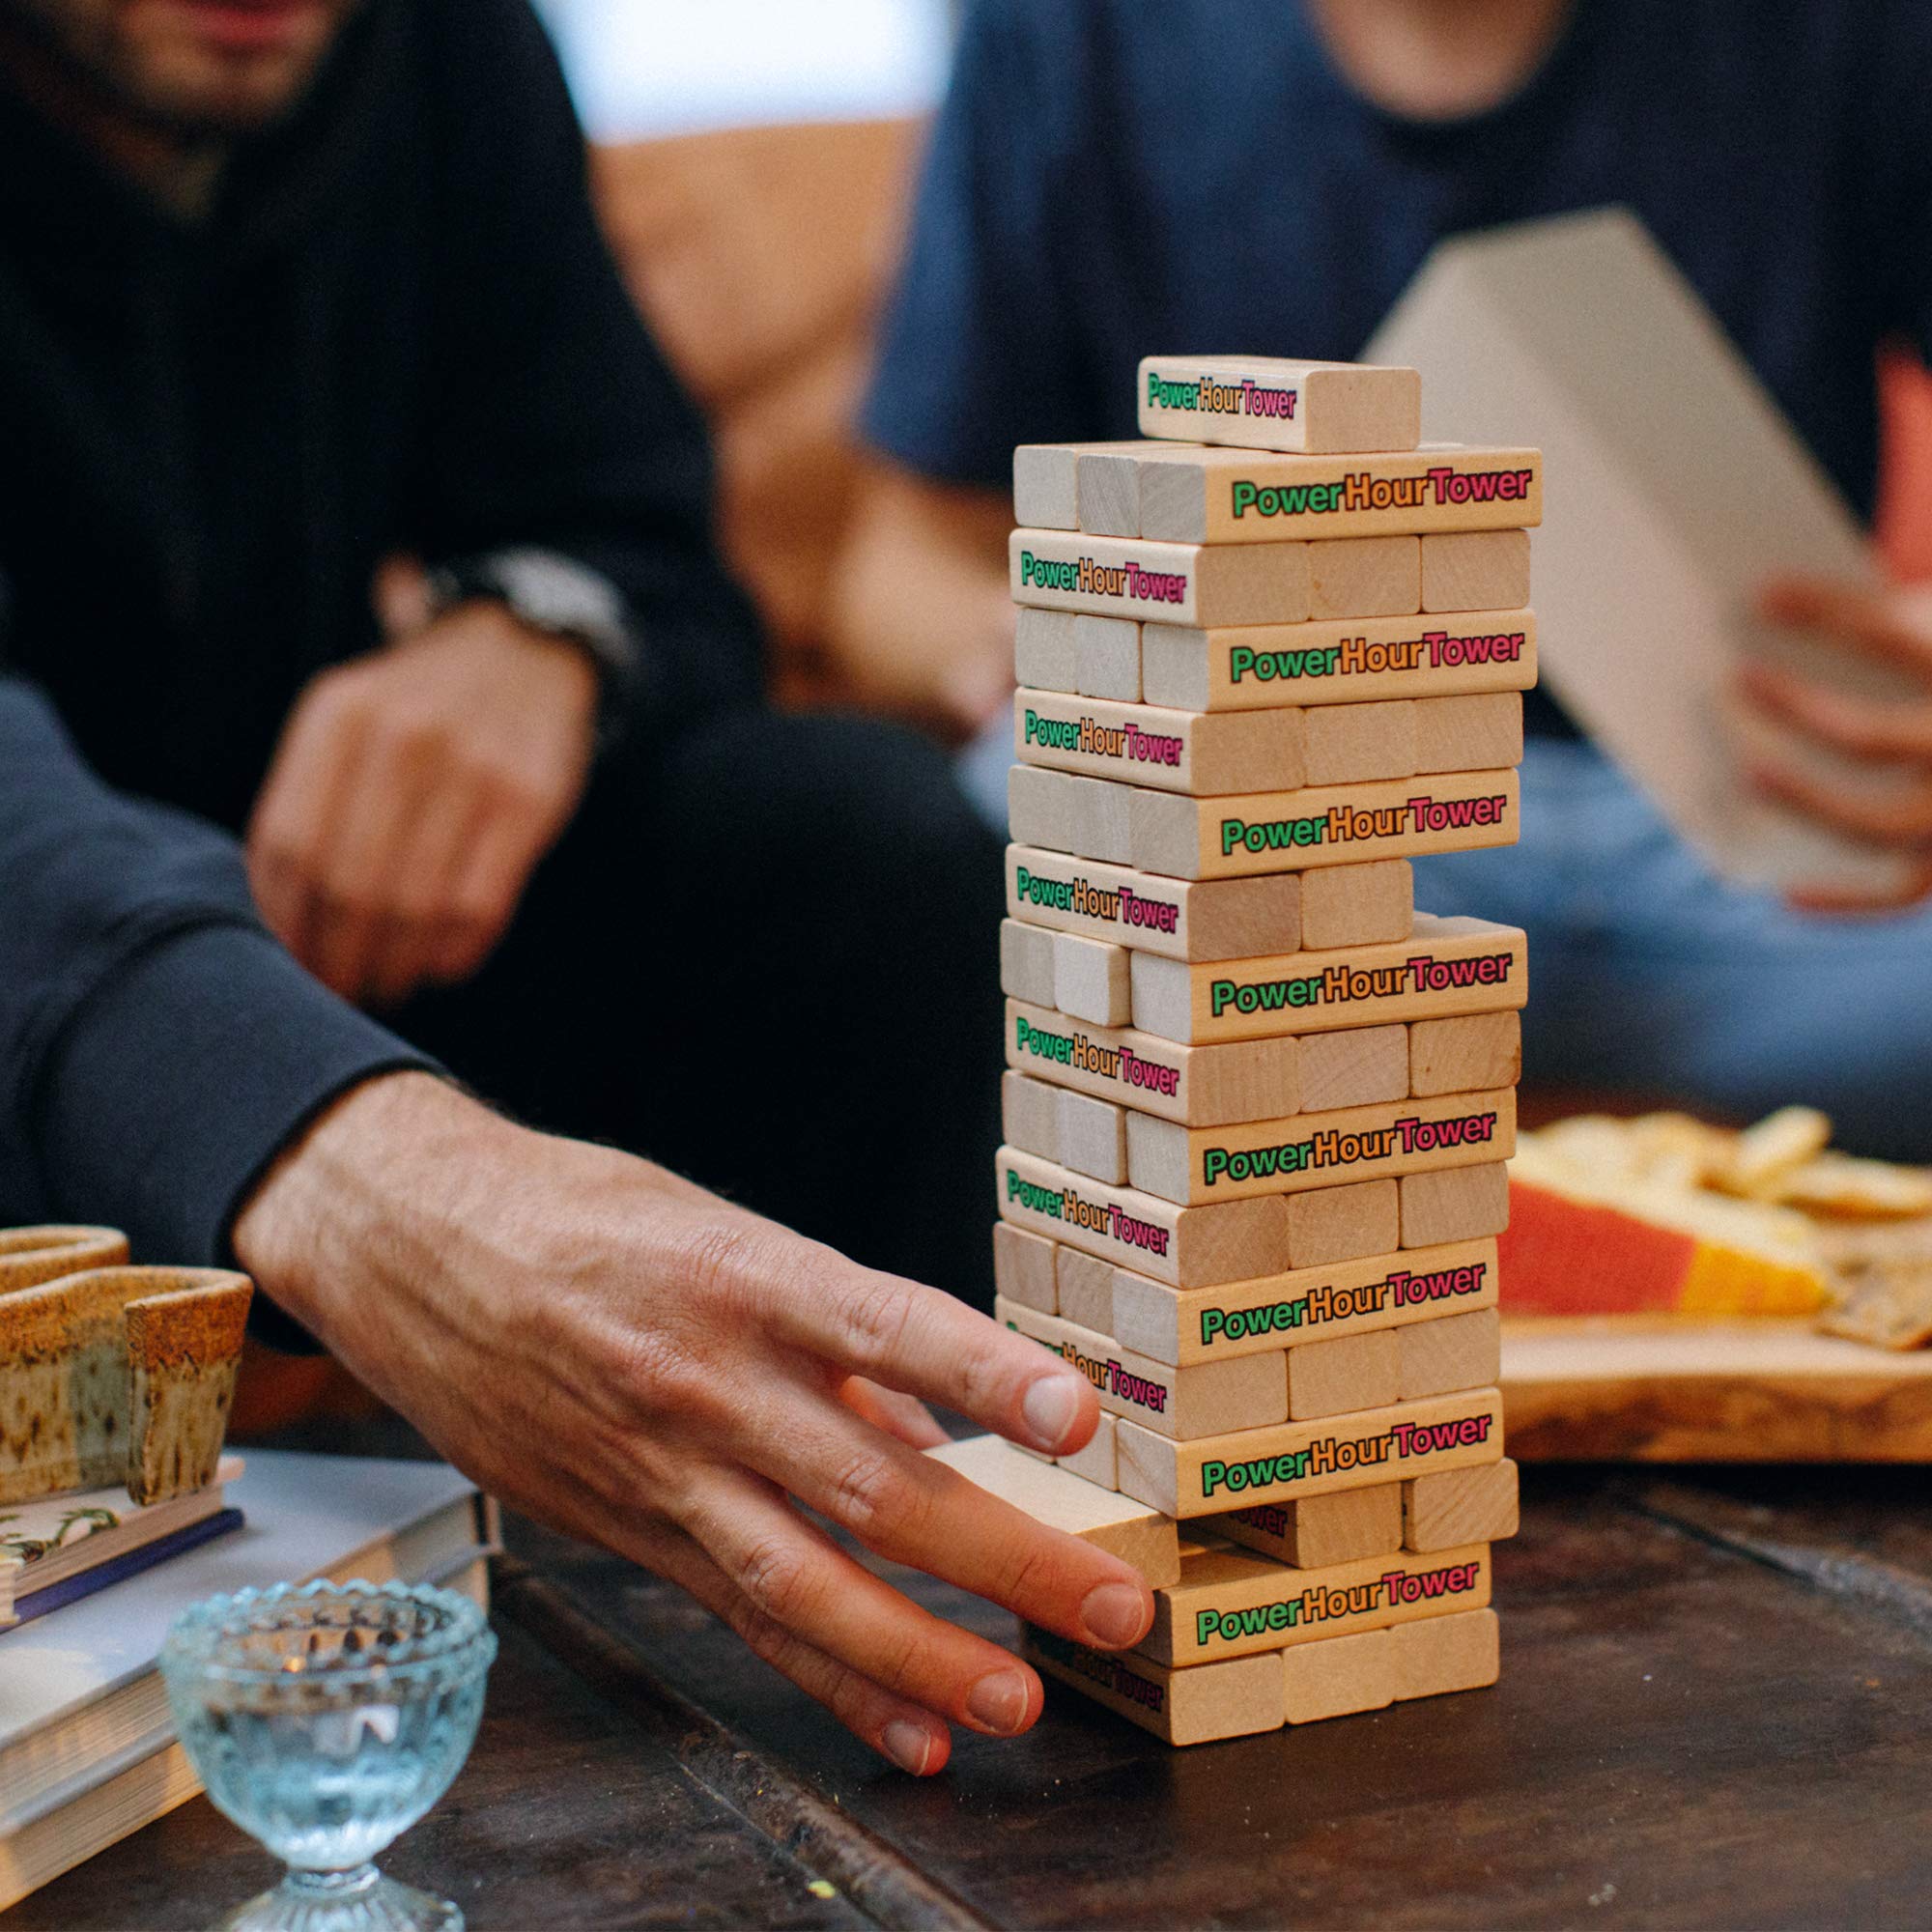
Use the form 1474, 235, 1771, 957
1408, 1010, 1523, 1096
1129, 769, 1521, 882
1138, 443, 1544, 546
1006, 997, 1301, 1128
1413, 692, 1524, 776
1115, 1386, 1505, 1519
1296, 1023, 1410, 1114
1303, 699, 1418, 787
998, 1146, 1293, 1289
1404, 1458, 1520, 1552
1056, 1087, 1128, 1185
1308, 535, 1421, 620
1282, 1628, 1395, 1723
1073, 615, 1142, 700
1128, 913, 1526, 1045
1126, 1088, 1517, 1208
992, 1221, 1058, 1315
1024, 1627, 1285, 1746
1010, 527, 1313, 629
1401, 1162, 1511, 1247
1008, 843, 1301, 963
1138, 357, 1422, 455
1299, 860, 1414, 952
1420, 528, 1532, 612
1390, 1606, 1500, 1701
1396, 1306, 1502, 1401
1286, 1179, 1401, 1268
1053, 932, 1131, 1027
999, 918, 1058, 1009
1057, 1408, 1118, 1490
926, 1434, 1179, 1586
1055, 1245, 1117, 1335
1014, 688, 1306, 797
1014, 608, 1079, 691
1140, 610, 1538, 713
1013, 440, 1149, 530
1148, 1539, 1491, 1665
1286, 1328, 1401, 1421
1208, 1483, 1404, 1569
1002, 1069, 1061, 1165
1107, 1236, 1500, 1368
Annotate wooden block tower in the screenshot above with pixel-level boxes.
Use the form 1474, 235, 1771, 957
963, 355, 1536, 1744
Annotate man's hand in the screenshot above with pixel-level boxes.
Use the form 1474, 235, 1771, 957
246, 606, 598, 1005
233, 1073, 1154, 1777
1738, 576, 1932, 909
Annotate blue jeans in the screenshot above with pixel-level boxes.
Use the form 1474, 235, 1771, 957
964, 724, 1932, 1157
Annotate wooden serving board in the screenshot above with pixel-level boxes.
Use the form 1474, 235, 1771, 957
1500, 1316, 1932, 1462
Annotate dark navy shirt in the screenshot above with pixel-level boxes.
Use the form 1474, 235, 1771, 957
863, 0, 1932, 734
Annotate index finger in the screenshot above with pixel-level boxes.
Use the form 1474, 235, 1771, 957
1756, 578, 1932, 679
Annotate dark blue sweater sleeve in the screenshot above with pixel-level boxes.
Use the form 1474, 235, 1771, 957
0, 675, 435, 1276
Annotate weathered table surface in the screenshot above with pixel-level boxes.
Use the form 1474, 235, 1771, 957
19, 1463, 1932, 1931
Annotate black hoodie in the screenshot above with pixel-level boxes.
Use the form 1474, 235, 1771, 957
0, 0, 762, 1262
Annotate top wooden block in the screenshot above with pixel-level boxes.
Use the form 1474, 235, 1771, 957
1138, 444, 1543, 545
1139, 357, 1422, 455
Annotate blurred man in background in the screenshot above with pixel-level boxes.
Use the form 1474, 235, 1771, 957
836, 0, 1932, 1154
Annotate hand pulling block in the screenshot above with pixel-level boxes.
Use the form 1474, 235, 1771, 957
1014, 687, 1306, 796
1010, 526, 1311, 629
1205, 1482, 1404, 1569
1023, 1627, 1284, 1745
1136, 443, 1543, 546
1008, 843, 1301, 962
1058, 1407, 1119, 1489
1129, 768, 1520, 881
1108, 1236, 1499, 1367
1138, 357, 1422, 455
1141, 609, 1537, 712
1115, 1385, 1505, 1518
1128, 913, 1526, 1044
1126, 1087, 1517, 1207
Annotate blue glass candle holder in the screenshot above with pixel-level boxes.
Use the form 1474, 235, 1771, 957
158, 1579, 497, 1932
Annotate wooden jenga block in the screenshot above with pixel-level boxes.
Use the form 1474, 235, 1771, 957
1056, 1087, 1128, 1184
1013, 689, 1306, 796
1296, 1024, 1410, 1113
1013, 441, 1149, 530
1404, 1459, 1520, 1552
1149, 1540, 1491, 1666
925, 1435, 1179, 1586
1057, 1408, 1118, 1490
1023, 1628, 1283, 1746
1302, 699, 1418, 786
1421, 529, 1532, 612
1008, 845, 1301, 962
1013, 608, 1078, 691
998, 1300, 1289, 1441
1073, 615, 1141, 700
1007, 998, 1300, 1129
1286, 1328, 1402, 1420
1299, 860, 1414, 951
1206, 1483, 1404, 1569
1308, 535, 1421, 620
1055, 1245, 1116, 1336
1010, 528, 1312, 629
1408, 1010, 1522, 1097
1116, 1388, 1504, 1519
1077, 449, 1149, 537
999, 918, 1058, 1008
1128, 769, 1520, 881
1283, 1628, 1395, 1723
1138, 356, 1422, 455
1002, 1069, 1062, 1163
1413, 692, 1523, 775
1396, 1307, 1502, 1401
998, 1147, 1293, 1289
992, 1221, 1058, 1314
1137, 444, 1543, 546
1008, 768, 1134, 864
1052, 932, 1131, 1026
1126, 1089, 1516, 1208
1390, 1606, 1500, 1701
1401, 1162, 1511, 1247
1128, 915, 1526, 1044
1140, 611, 1538, 713
1287, 1179, 1401, 1268
1107, 1237, 1499, 1367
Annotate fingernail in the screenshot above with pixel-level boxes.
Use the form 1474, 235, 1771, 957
1021, 1373, 1082, 1451
965, 1669, 1030, 1734
881, 1719, 933, 1775
1080, 1580, 1151, 1649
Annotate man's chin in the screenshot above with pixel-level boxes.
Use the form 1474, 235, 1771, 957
110, 0, 344, 134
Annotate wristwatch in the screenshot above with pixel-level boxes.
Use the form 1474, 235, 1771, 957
426, 548, 642, 730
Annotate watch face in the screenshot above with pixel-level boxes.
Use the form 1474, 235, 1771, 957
477, 551, 635, 673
